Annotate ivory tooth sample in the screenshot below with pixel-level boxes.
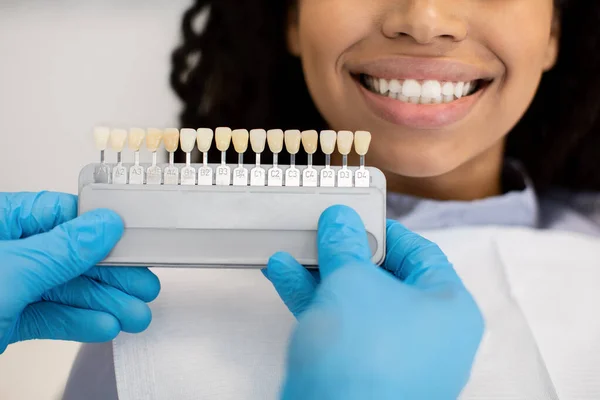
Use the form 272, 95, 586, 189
215, 127, 232, 186
319, 130, 337, 187
163, 128, 180, 185
109, 129, 128, 184
301, 130, 319, 187
146, 128, 164, 185
232, 129, 249, 186
267, 129, 284, 186
250, 129, 267, 186
284, 130, 302, 187
128, 128, 146, 184
336, 130, 354, 188
180, 128, 197, 185
93, 126, 111, 183
354, 130, 372, 188
197, 128, 214, 186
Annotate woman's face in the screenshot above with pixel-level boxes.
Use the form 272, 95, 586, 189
287, 0, 559, 184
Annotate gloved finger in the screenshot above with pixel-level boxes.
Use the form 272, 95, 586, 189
0, 192, 77, 240
7, 209, 124, 296
384, 220, 465, 291
264, 252, 318, 317
10, 302, 121, 344
42, 276, 153, 333
317, 205, 372, 279
84, 267, 161, 303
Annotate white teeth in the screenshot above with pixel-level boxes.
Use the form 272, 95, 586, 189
197, 128, 214, 153
301, 130, 319, 155
388, 91, 398, 100
441, 82, 455, 96
444, 95, 454, 103
250, 129, 267, 153
354, 131, 372, 156
454, 82, 465, 99
109, 129, 128, 152
320, 130, 337, 155
93, 127, 111, 151
180, 128, 197, 153
128, 128, 146, 151
215, 127, 232, 152
373, 78, 380, 93
336, 131, 354, 156
163, 128, 180, 153
433, 96, 443, 104
232, 129, 250, 153
409, 97, 420, 104
388, 79, 402, 93
267, 129, 284, 154
420, 97, 432, 104
463, 82, 471, 96
284, 130, 302, 155
379, 79, 388, 95
421, 80, 442, 98
402, 79, 422, 98
398, 94, 409, 102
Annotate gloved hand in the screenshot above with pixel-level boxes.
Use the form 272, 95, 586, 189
263, 205, 484, 400
0, 192, 161, 354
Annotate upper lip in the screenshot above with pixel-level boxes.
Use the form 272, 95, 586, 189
347, 57, 495, 83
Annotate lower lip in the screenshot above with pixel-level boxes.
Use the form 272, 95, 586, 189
356, 79, 486, 130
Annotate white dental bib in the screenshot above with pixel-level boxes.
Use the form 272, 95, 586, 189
113, 227, 600, 399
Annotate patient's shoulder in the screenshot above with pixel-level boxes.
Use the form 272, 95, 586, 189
539, 189, 600, 236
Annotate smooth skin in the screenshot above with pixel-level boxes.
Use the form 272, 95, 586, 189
287, 0, 559, 200
0, 192, 160, 353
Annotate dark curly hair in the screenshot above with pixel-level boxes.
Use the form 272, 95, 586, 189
171, 0, 600, 192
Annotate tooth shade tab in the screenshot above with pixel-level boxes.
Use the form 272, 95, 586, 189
284, 130, 302, 155
197, 128, 214, 153
250, 129, 267, 153
128, 128, 146, 151
109, 129, 128, 152
93, 127, 111, 151
232, 129, 250, 153
320, 130, 337, 155
337, 131, 354, 156
301, 130, 319, 154
354, 131, 372, 156
215, 127, 232, 152
180, 129, 197, 153
267, 129, 284, 153
146, 129, 163, 152
163, 129, 180, 153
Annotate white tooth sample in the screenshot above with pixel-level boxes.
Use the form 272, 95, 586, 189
232, 129, 250, 154
433, 96, 443, 104
441, 82, 455, 97
93, 127, 110, 151
215, 127, 232, 152
301, 130, 319, 154
454, 82, 465, 98
320, 130, 337, 155
179, 129, 197, 153
420, 97, 432, 104
379, 79, 389, 94
109, 129, 128, 152
250, 129, 267, 153
354, 131, 372, 156
337, 131, 354, 156
421, 80, 442, 98
146, 129, 163, 152
463, 81, 472, 96
284, 130, 302, 155
128, 128, 145, 151
197, 128, 214, 153
443, 95, 455, 103
409, 97, 420, 104
388, 79, 402, 93
402, 79, 422, 98
267, 129, 284, 153
163, 129, 180, 153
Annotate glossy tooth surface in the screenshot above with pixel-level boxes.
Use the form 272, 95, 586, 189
402, 79, 422, 98
163, 129, 180, 153
463, 82, 472, 96
354, 131, 372, 156
320, 130, 337, 155
373, 78, 380, 93
433, 96, 443, 104
398, 94, 409, 102
301, 130, 319, 154
443, 95, 455, 103
197, 128, 214, 153
337, 131, 354, 156
215, 127, 232, 152
250, 129, 267, 153
232, 129, 250, 153
409, 97, 420, 104
180, 129, 197, 153
388, 79, 402, 93
379, 79, 388, 95
421, 80, 442, 98
128, 128, 145, 151
93, 127, 110, 151
109, 129, 128, 152
284, 130, 302, 155
146, 129, 163, 152
441, 82, 455, 96
267, 129, 284, 153
455, 82, 465, 99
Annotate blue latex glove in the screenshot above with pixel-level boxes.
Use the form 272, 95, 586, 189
264, 205, 484, 400
0, 192, 161, 354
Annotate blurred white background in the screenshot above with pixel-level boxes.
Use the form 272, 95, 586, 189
0, 1, 192, 398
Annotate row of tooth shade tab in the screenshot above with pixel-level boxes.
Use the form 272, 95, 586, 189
93, 127, 371, 157
92, 127, 372, 188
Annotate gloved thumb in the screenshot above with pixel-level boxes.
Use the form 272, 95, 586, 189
4, 209, 124, 297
